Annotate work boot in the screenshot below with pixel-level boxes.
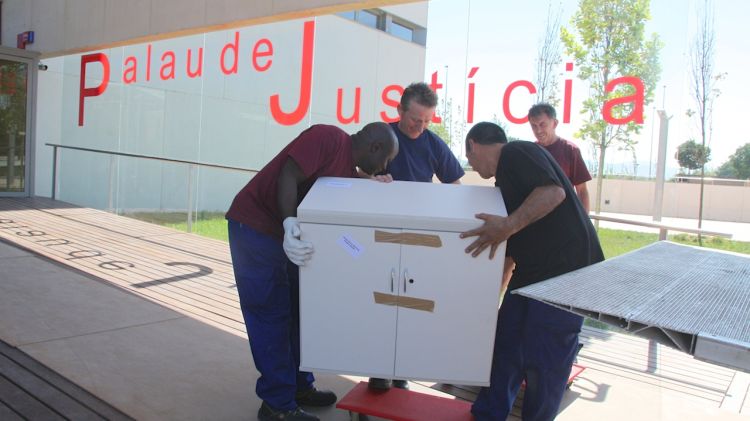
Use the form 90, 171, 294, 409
368, 377, 392, 390
257, 402, 319, 421
295, 387, 337, 407
392, 380, 409, 390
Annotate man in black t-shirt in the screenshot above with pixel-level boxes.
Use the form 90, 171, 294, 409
460, 122, 604, 421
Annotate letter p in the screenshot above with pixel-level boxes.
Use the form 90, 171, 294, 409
79, 53, 110, 126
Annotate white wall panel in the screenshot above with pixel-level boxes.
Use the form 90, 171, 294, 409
104, 0, 152, 44
150, 0, 207, 35
1, 0, 31, 48
64, 0, 107, 51
2, 0, 421, 56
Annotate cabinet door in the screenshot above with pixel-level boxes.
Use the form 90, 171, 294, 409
299, 224, 401, 377
394, 229, 505, 385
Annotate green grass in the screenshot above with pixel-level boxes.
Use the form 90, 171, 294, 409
597, 228, 658, 258
598, 228, 750, 258
166, 217, 229, 241
128, 212, 750, 257
131, 212, 750, 333
125, 211, 229, 242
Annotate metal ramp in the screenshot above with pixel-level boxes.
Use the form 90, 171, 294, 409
514, 241, 750, 372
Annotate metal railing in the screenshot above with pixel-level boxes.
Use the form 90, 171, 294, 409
589, 214, 732, 239
47, 143, 257, 232
47, 142, 733, 239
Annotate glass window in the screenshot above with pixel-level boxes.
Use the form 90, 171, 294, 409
0, 59, 28, 193
357, 10, 381, 29
391, 21, 414, 42
337, 11, 355, 20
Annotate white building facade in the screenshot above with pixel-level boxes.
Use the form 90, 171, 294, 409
0, 1, 427, 219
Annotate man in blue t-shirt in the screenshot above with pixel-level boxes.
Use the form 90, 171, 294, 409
369, 82, 464, 391
380, 82, 464, 184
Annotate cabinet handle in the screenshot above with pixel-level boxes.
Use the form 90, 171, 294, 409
403, 269, 409, 293
390, 268, 395, 292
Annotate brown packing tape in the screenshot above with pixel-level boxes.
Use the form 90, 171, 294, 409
373, 291, 435, 313
374, 230, 442, 248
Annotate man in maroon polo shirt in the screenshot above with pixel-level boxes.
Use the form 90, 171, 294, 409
226, 122, 398, 421
497, 104, 595, 295
528, 103, 592, 213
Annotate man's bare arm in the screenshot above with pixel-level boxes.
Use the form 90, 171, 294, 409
277, 158, 307, 220
461, 184, 566, 258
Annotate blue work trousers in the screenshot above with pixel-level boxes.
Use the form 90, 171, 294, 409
227, 220, 314, 410
472, 290, 583, 421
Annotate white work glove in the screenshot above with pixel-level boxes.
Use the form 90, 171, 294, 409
283, 217, 314, 266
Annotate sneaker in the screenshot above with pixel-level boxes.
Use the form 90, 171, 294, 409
295, 387, 337, 407
367, 377, 392, 390
257, 402, 319, 421
392, 379, 409, 390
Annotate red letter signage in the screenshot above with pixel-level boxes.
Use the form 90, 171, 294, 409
221, 32, 240, 75
380, 84, 404, 123
336, 88, 361, 124
502, 80, 536, 124
602, 76, 645, 124
269, 20, 315, 125
252, 39, 273, 72
79, 53, 110, 126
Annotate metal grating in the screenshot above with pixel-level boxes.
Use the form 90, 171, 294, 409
514, 241, 750, 372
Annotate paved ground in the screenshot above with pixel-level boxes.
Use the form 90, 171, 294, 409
1, 197, 748, 420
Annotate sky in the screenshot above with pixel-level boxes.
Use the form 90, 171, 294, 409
422, 0, 750, 177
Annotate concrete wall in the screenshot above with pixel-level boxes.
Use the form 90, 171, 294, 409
461, 171, 750, 223
597, 178, 750, 223
2, 0, 422, 57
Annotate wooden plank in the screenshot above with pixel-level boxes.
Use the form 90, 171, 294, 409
0, 199, 247, 336
0, 340, 132, 420
577, 338, 733, 388
579, 337, 734, 384
0, 401, 24, 421
721, 372, 750, 412
0, 375, 64, 420
580, 327, 735, 381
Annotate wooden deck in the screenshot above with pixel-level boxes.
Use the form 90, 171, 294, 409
0, 197, 243, 337
0, 196, 748, 418
0, 339, 132, 420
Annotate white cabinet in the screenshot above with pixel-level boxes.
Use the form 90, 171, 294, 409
297, 177, 507, 386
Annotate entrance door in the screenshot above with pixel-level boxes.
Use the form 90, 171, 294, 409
0, 52, 35, 196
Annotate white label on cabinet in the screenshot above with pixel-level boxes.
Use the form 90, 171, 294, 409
326, 180, 352, 188
338, 235, 364, 258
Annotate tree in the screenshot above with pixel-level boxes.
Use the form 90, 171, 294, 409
561, 0, 662, 217
675, 140, 711, 175
535, 1, 563, 106
686, 0, 723, 244
715, 161, 735, 179
430, 98, 453, 147
490, 114, 524, 142
429, 121, 451, 146
716, 143, 750, 180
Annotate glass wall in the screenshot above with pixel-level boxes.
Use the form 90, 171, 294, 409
33, 1, 750, 242
36, 11, 426, 236
0, 59, 28, 193
422, 0, 750, 234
